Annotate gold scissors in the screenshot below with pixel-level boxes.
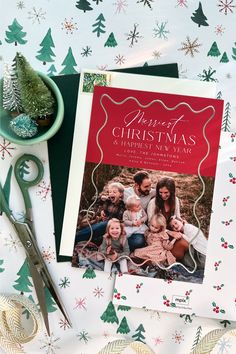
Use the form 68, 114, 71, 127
0, 153, 71, 335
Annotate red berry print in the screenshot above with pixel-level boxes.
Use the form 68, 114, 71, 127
229, 173, 236, 184
212, 302, 225, 314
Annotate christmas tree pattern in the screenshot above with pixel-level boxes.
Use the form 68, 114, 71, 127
100, 301, 119, 324
117, 304, 131, 311
132, 324, 146, 343
5, 18, 27, 46
104, 32, 118, 47
0, 260, 5, 273
13, 259, 33, 293
92, 13, 106, 37
191, 2, 209, 27
220, 51, 229, 63
76, 0, 93, 12
36, 28, 56, 65
22, 294, 37, 319
47, 64, 57, 77
116, 316, 130, 334
93, 0, 103, 4
191, 325, 202, 351
82, 267, 96, 279
44, 287, 57, 312
60, 47, 78, 75
207, 41, 221, 57
221, 102, 231, 131
232, 42, 236, 60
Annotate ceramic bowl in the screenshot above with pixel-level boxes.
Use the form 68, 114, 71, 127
0, 72, 64, 145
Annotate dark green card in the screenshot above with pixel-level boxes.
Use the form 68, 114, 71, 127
49, 64, 179, 262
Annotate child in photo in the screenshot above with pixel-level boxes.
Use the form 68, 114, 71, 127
123, 194, 148, 238
134, 213, 181, 266
100, 218, 130, 274
169, 215, 207, 269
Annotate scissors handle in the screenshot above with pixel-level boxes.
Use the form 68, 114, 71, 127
14, 154, 44, 210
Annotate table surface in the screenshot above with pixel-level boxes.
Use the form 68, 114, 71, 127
1, 1, 236, 353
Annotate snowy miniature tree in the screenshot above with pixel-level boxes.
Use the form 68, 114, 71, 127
104, 32, 118, 47
5, 18, 27, 46
76, 0, 93, 12
2, 63, 22, 112
191, 2, 209, 27
36, 28, 56, 65
92, 13, 106, 37
220, 52, 229, 63
132, 324, 146, 343
207, 41, 221, 57
59, 47, 78, 75
100, 301, 119, 324
15, 52, 55, 119
116, 316, 130, 334
13, 259, 33, 293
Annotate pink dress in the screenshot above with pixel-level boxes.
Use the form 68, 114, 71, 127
134, 230, 176, 266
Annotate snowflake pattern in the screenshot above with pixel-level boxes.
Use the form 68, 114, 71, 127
4, 234, 22, 252
36, 181, 51, 201
153, 50, 162, 60
77, 329, 91, 343
137, 0, 154, 9
81, 46, 92, 57
218, 0, 235, 15
172, 330, 184, 344
61, 18, 78, 34
126, 24, 142, 47
17, 1, 25, 9
114, 54, 126, 65
113, 0, 128, 14
179, 37, 202, 57
41, 246, 55, 263
216, 336, 232, 353
153, 21, 169, 40
28, 7, 46, 24
198, 67, 217, 82
153, 336, 164, 345
74, 297, 87, 310
0, 139, 16, 160
59, 318, 70, 330
176, 0, 188, 7
215, 24, 225, 35
39, 333, 60, 354
59, 277, 71, 289
93, 286, 104, 298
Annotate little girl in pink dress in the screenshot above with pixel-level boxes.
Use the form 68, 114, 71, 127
134, 213, 181, 266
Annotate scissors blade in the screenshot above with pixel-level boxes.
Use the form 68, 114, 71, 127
27, 256, 50, 336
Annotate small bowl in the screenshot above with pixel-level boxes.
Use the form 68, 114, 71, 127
0, 72, 64, 145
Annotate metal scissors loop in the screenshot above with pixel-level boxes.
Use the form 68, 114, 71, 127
0, 153, 72, 335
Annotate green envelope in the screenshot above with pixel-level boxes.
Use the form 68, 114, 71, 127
49, 64, 179, 262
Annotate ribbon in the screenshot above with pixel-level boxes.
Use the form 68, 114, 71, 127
98, 339, 155, 353
0, 294, 42, 354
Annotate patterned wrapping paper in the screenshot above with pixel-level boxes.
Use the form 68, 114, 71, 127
1, 1, 236, 352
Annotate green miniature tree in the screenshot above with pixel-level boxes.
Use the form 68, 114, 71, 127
132, 324, 146, 343
220, 51, 229, 63
5, 18, 27, 46
207, 41, 221, 57
0, 260, 5, 273
232, 42, 236, 60
44, 287, 57, 312
83, 267, 96, 279
59, 47, 78, 75
104, 32, 118, 47
47, 64, 57, 77
100, 301, 119, 324
76, 0, 93, 12
15, 52, 55, 119
116, 316, 130, 334
221, 102, 231, 132
13, 259, 33, 293
92, 13, 106, 37
36, 28, 56, 65
191, 2, 209, 27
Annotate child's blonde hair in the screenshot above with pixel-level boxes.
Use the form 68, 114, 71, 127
104, 218, 126, 246
150, 213, 166, 231
108, 182, 124, 196
125, 194, 141, 210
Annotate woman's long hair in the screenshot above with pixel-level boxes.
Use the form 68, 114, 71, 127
155, 177, 176, 220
